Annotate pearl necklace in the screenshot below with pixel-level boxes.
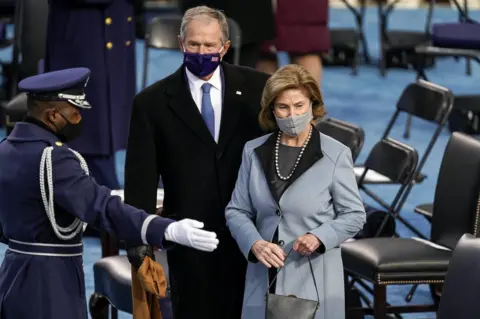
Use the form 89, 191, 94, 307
275, 126, 313, 181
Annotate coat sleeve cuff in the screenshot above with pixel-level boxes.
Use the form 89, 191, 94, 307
144, 216, 176, 250
308, 224, 339, 252
248, 250, 260, 263
239, 233, 263, 262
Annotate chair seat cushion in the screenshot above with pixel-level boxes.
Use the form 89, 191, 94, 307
354, 166, 426, 184
342, 238, 452, 283
414, 203, 433, 220
92, 250, 169, 314
432, 23, 480, 50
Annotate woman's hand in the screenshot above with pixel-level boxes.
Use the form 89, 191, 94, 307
293, 234, 321, 256
251, 240, 286, 268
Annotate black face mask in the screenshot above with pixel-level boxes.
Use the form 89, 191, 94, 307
54, 112, 84, 143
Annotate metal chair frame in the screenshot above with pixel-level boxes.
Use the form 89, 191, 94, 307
356, 79, 454, 239
328, 0, 371, 74
403, 0, 479, 138
377, 0, 435, 76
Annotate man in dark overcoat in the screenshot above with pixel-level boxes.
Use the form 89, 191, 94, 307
179, 0, 275, 68
125, 6, 270, 319
45, 0, 137, 189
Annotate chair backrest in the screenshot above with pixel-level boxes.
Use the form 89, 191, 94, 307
361, 138, 418, 186
146, 14, 242, 52
431, 133, 480, 249
316, 118, 365, 162
146, 15, 182, 50
10, 0, 48, 97
437, 234, 480, 319
18, 0, 48, 78
227, 18, 241, 48
395, 79, 453, 125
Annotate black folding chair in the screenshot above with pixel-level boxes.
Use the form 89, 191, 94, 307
358, 138, 419, 237
403, 0, 480, 139
376, 0, 435, 76
344, 132, 480, 318
315, 117, 365, 163
354, 79, 454, 238
142, 14, 242, 89
415, 0, 478, 82
326, 0, 370, 74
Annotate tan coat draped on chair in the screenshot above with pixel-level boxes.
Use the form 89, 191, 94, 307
131, 256, 167, 319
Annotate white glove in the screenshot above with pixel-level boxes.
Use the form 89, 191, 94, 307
164, 219, 219, 252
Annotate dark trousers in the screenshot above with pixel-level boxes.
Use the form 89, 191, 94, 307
167, 232, 247, 319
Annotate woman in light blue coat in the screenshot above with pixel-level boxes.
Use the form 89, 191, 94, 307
225, 64, 366, 319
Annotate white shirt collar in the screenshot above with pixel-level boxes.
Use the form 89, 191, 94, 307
185, 66, 222, 92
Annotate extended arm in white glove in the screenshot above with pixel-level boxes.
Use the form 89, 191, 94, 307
164, 219, 219, 252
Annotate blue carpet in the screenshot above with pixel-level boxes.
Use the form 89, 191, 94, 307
1, 7, 480, 318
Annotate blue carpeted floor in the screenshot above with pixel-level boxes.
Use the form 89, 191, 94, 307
1, 6, 480, 318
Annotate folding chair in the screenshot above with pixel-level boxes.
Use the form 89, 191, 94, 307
315, 117, 365, 162
415, 0, 479, 82
403, 0, 480, 138
326, 0, 370, 75
354, 79, 454, 238
357, 138, 419, 238
142, 14, 242, 89
377, 0, 435, 76
344, 132, 480, 319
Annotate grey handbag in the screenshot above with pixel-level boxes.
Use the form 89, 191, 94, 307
265, 248, 320, 319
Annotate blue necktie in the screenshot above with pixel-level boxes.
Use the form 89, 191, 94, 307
201, 83, 215, 139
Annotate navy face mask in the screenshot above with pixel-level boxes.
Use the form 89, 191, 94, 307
183, 47, 224, 77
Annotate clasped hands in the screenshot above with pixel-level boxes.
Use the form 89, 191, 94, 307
251, 234, 322, 268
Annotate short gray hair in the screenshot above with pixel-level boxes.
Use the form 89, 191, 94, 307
180, 6, 229, 44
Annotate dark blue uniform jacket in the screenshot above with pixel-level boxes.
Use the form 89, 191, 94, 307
0, 120, 174, 319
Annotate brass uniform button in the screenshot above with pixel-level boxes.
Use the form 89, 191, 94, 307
125, 40, 131, 47
127, 16, 132, 22
106, 42, 113, 50
105, 17, 112, 25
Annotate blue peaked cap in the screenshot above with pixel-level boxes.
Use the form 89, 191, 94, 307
18, 67, 91, 109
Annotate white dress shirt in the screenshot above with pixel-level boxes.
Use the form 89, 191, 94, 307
185, 66, 223, 143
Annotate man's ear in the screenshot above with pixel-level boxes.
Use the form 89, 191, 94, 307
46, 108, 58, 123
220, 40, 231, 60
